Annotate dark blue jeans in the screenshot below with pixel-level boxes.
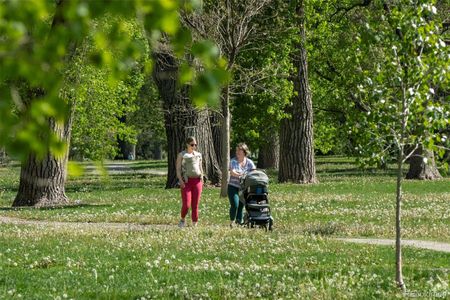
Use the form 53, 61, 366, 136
228, 185, 244, 223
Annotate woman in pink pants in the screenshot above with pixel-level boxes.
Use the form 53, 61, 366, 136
176, 136, 203, 228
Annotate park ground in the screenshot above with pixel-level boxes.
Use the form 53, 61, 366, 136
0, 157, 449, 299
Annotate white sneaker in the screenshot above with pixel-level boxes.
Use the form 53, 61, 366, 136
178, 219, 185, 228
192, 222, 198, 227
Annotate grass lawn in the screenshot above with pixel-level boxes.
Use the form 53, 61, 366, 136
0, 157, 449, 299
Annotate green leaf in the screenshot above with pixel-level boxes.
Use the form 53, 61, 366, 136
68, 161, 85, 177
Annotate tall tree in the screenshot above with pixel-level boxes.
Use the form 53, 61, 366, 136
347, 0, 449, 290
279, 0, 316, 183
13, 0, 81, 207
131, 77, 167, 160
231, 1, 294, 170
183, 0, 272, 196
1, 0, 227, 207
71, 19, 148, 161
152, 51, 221, 188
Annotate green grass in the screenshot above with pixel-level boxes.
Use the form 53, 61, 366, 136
0, 157, 449, 299
1, 158, 448, 241
1, 224, 449, 299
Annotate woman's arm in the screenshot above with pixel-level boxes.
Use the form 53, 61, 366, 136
176, 153, 185, 188
199, 154, 204, 178
229, 159, 241, 177
230, 169, 241, 177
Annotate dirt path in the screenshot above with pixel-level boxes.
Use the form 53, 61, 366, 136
2, 216, 450, 253
0, 216, 177, 231
84, 162, 167, 176
336, 238, 450, 253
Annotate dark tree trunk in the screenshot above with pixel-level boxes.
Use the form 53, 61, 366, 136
13, 0, 78, 207
257, 128, 279, 169
406, 145, 442, 180
153, 52, 221, 188
13, 114, 73, 207
153, 143, 163, 160
117, 138, 136, 160
210, 110, 223, 168
13, 154, 69, 207
0, 148, 7, 165
278, 0, 316, 183
186, 110, 222, 184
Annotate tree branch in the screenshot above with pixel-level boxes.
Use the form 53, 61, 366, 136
329, 0, 372, 22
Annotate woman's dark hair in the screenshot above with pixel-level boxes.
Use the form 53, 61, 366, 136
186, 136, 197, 146
236, 143, 250, 156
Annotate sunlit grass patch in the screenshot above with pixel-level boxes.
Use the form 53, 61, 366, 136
1, 158, 449, 242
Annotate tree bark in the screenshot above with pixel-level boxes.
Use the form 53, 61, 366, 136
406, 145, 442, 180
153, 52, 221, 188
220, 85, 231, 197
257, 128, 279, 169
13, 113, 73, 207
210, 110, 223, 168
0, 148, 7, 165
117, 138, 136, 160
13, 0, 77, 207
278, 0, 316, 183
189, 110, 222, 185
395, 149, 406, 291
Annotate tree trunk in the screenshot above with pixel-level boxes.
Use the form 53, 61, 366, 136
153, 143, 163, 160
220, 85, 231, 197
257, 128, 279, 169
117, 138, 136, 160
0, 148, 7, 166
395, 149, 406, 291
13, 0, 77, 207
210, 110, 223, 168
278, 0, 316, 183
153, 52, 221, 188
406, 145, 442, 180
188, 110, 222, 185
13, 116, 73, 207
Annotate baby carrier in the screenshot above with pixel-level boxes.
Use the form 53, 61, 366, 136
240, 169, 273, 231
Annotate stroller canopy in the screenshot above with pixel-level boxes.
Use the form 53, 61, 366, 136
242, 169, 269, 190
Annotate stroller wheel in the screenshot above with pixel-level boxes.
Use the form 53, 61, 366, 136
268, 219, 273, 231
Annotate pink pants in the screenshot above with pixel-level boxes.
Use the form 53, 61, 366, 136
181, 177, 203, 222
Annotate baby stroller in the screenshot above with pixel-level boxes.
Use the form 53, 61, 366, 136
240, 169, 273, 231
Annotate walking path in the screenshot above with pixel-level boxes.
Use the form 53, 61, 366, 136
336, 238, 450, 253
85, 162, 167, 176
0, 216, 175, 231
1, 216, 450, 253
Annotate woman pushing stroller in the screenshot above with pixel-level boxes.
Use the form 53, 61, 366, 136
228, 143, 255, 228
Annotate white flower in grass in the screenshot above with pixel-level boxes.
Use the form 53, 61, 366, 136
431, 5, 437, 14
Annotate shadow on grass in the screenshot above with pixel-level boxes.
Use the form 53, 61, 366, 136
315, 160, 356, 165
317, 167, 399, 177
0, 203, 112, 211
65, 179, 166, 193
